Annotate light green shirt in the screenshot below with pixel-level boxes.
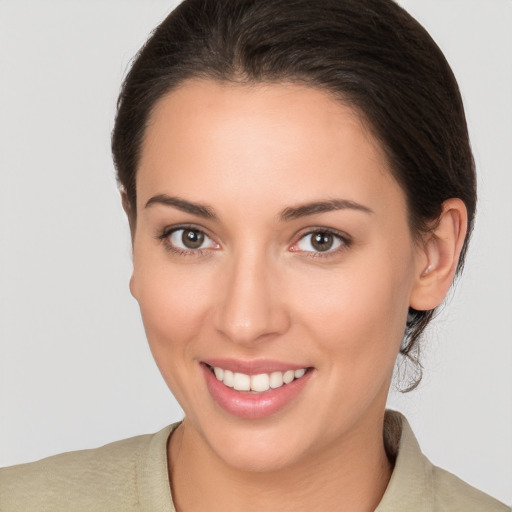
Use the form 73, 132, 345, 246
0, 411, 509, 511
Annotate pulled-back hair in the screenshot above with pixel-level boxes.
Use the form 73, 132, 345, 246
112, 0, 476, 390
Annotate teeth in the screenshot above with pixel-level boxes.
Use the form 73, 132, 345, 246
283, 370, 295, 384
251, 373, 270, 392
212, 366, 308, 393
223, 370, 234, 388
233, 372, 251, 391
269, 371, 283, 389
214, 367, 224, 380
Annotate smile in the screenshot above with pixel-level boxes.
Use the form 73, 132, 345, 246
202, 361, 314, 419
209, 365, 308, 393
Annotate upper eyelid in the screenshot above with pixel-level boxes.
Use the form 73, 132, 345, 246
158, 226, 219, 255
157, 223, 213, 239
156, 224, 219, 251
294, 226, 351, 242
289, 228, 352, 255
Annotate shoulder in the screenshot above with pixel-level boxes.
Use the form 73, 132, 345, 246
0, 424, 177, 512
377, 411, 510, 512
430, 465, 510, 512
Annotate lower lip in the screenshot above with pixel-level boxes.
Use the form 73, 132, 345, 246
202, 364, 313, 419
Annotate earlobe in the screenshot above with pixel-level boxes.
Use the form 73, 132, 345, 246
129, 273, 138, 301
410, 198, 468, 311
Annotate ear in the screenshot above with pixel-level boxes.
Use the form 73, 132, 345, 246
409, 198, 468, 311
120, 190, 136, 241
129, 272, 139, 301
121, 190, 139, 300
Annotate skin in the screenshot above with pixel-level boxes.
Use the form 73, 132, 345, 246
128, 80, 467, 512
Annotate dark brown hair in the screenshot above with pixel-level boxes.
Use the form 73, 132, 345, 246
112, 0, 476, 389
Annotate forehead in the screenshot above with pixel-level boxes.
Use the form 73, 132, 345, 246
137, 79, 403, 217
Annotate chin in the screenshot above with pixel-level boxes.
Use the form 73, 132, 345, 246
193, 414, 313, 473
217, 436, 306, 473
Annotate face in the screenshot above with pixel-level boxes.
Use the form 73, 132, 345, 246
131, 80, 425, 472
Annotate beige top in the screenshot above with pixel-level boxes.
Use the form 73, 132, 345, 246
0, 411, 508, 511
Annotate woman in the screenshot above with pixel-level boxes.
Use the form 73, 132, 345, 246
0, 0, 509, 510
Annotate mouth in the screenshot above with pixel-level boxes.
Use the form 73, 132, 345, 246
201, 360, 314, 419
206, 364, 309, 393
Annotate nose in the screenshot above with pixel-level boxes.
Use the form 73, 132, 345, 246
213, 252, 291, 346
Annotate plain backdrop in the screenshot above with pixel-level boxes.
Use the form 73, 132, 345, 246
0, 0, 511, 506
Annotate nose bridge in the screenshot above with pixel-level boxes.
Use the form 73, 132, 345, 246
214, 247, 289, 345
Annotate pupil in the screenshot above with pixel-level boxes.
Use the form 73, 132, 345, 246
312, 232, 333, 251
182, 229, 204, 249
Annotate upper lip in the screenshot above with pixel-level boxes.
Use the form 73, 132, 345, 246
202, 358, 311, 375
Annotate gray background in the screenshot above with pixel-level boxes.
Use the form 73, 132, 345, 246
0, 0, 510, 505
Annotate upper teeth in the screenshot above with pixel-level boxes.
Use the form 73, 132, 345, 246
212, 366, 307, 392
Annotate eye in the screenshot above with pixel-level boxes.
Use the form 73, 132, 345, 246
293, 230, 347, 254
161, 227, 219, 254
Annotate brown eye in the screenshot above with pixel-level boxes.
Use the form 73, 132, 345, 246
311, 232, 334, 252
294, 230, 345, 254
182, 229, 205, 249
166, 228, 218, 252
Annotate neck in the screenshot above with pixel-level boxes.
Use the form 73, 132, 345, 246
168, 412, 393, 512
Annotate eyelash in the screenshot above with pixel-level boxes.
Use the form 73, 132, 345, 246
156, 225, 352, 258
291, 228, 352, 258
156, 225, 218, 257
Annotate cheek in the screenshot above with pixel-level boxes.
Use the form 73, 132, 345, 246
132, 255, 214, 360
132, 259, 220, 411
291, 257, 413, 366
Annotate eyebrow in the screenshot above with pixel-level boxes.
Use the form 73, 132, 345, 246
145, 194, 217, 219
144, 194, 372, 222
280, 199, 373, 221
